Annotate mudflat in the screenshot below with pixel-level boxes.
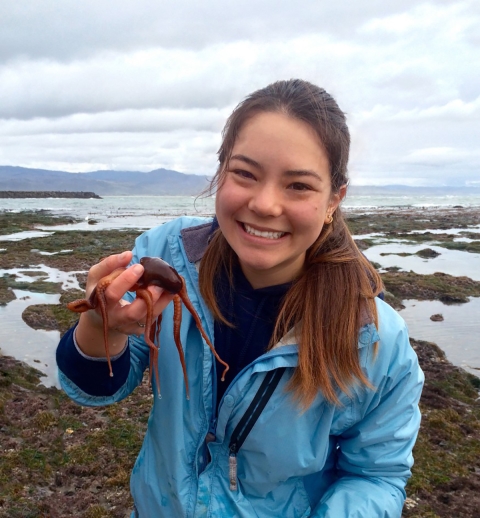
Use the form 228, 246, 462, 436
1, 207, 479, 518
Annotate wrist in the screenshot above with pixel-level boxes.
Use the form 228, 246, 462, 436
76, 312, 128, 357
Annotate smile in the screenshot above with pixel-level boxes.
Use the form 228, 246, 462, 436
242, 223, 286, 240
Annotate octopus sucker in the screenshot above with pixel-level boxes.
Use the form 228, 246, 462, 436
67, 256, 230, 399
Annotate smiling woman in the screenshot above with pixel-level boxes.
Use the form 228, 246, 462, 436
215, 111, 344, 289
56, 79, 423, 518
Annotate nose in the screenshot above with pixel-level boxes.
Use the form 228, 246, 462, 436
247, 183, 283, 218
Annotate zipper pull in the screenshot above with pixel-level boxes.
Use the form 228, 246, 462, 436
229, 444, 238, 491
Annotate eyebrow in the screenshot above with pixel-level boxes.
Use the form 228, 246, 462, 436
229, 154, 324, 182
230, 154, 261, 169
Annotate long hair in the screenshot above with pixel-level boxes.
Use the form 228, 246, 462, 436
199, 79, 383, 407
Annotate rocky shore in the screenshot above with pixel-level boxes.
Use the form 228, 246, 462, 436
0, 207, 479, 517
0, 191, 101, 199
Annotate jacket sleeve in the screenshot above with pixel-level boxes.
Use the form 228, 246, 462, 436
311, 315, 424, 517
57, 330, 151, 407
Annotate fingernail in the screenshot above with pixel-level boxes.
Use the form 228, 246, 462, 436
132, 264, 143, 275
151, 286, 164, 297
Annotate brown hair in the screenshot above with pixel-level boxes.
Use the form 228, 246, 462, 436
199, 79, 383, 407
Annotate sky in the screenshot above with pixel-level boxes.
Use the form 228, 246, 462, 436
0, 0, 478, 186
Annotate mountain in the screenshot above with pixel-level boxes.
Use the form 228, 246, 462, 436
0, 166, 211, 196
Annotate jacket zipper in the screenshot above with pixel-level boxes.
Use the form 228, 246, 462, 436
227, 367, 286, 491
229, 443, 239, 491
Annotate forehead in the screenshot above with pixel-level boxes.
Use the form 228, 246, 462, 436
231, 111, 329, 169
235, 111, 322, 144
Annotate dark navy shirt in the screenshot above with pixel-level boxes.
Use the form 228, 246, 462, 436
213, 263, 290, 408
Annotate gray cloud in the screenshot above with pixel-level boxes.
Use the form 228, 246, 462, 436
1, 0, 451, 61
0, 0, 478, 185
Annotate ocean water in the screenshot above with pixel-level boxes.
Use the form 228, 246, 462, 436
1, 191, 479, 385
1, 187, 480, 218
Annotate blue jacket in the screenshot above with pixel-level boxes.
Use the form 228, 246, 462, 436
58, 216, 424, 518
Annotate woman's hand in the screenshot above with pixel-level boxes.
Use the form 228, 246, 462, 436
75, 251, 175, 357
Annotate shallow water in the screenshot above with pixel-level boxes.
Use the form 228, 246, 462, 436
399, 298, 480, 378
0, 266, 84, 387
409, 226, 480, 235
0, 289, 60, 387
38, 214, 181, 232
363, 243, 480, 281
0, 230, 54, 241
0, 265, 84, 291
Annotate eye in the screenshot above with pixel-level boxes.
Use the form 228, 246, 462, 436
231, 169, 256, 180
288, 182, 313, 191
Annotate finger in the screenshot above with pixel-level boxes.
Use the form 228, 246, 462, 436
97, 288, 175, 339
123, 286, 174, 324
88, 251, 133, 286
100, 263, 145, 307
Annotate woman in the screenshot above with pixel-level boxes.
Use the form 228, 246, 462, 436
57, 79, 424, 517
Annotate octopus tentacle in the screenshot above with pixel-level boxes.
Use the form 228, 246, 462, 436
177, 282, 230, 382
96, 283, 113, 377
135, 288, 161, 397
67, 268, 125, 378
173, 294, 190, 400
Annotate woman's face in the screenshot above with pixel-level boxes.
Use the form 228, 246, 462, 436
215, 111, 345, 289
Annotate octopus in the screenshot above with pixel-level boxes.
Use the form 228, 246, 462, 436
67, 256, 229, 399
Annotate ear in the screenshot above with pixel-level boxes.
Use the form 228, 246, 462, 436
328, 184, 347, 215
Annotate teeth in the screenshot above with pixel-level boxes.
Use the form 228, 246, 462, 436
243, 223, 285, 240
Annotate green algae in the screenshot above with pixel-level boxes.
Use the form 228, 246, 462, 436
403, 339, 480, 517
381, 271, 480, 307
0, 355, 151, 517
380, 248, 441, 259
347, 207, 480, 255
0, 229, 141, 270
0, 275, 16, 305
0, 273, 62, 294
0, 210, 81, 235
435, 240, 480, 254
21, 291, 84, 335
345, 207, 480, 235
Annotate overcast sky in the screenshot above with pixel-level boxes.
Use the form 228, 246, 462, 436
0, 0, 478, 186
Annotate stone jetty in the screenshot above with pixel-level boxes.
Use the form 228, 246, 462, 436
0, 191, 102, 199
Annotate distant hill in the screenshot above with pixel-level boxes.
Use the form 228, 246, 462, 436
0, 166, 211, 196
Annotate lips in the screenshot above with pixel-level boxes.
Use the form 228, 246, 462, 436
242, 223, 286, 240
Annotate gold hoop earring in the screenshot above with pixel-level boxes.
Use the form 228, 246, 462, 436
325, 213, 333, 224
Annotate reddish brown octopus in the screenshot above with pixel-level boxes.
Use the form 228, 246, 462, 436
67, 256, 229, 399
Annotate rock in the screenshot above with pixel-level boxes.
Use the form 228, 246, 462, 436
430, 313, 444, 322
417, 248, 441, 259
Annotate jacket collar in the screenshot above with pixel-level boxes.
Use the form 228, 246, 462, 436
180, 220, 215, 263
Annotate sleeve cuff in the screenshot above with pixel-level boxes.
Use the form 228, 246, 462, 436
56, 323, 131, 396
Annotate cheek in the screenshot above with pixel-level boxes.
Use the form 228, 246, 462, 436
216, 180, 243, 214
215, 187, 237, 228
215, 187, 230, 216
